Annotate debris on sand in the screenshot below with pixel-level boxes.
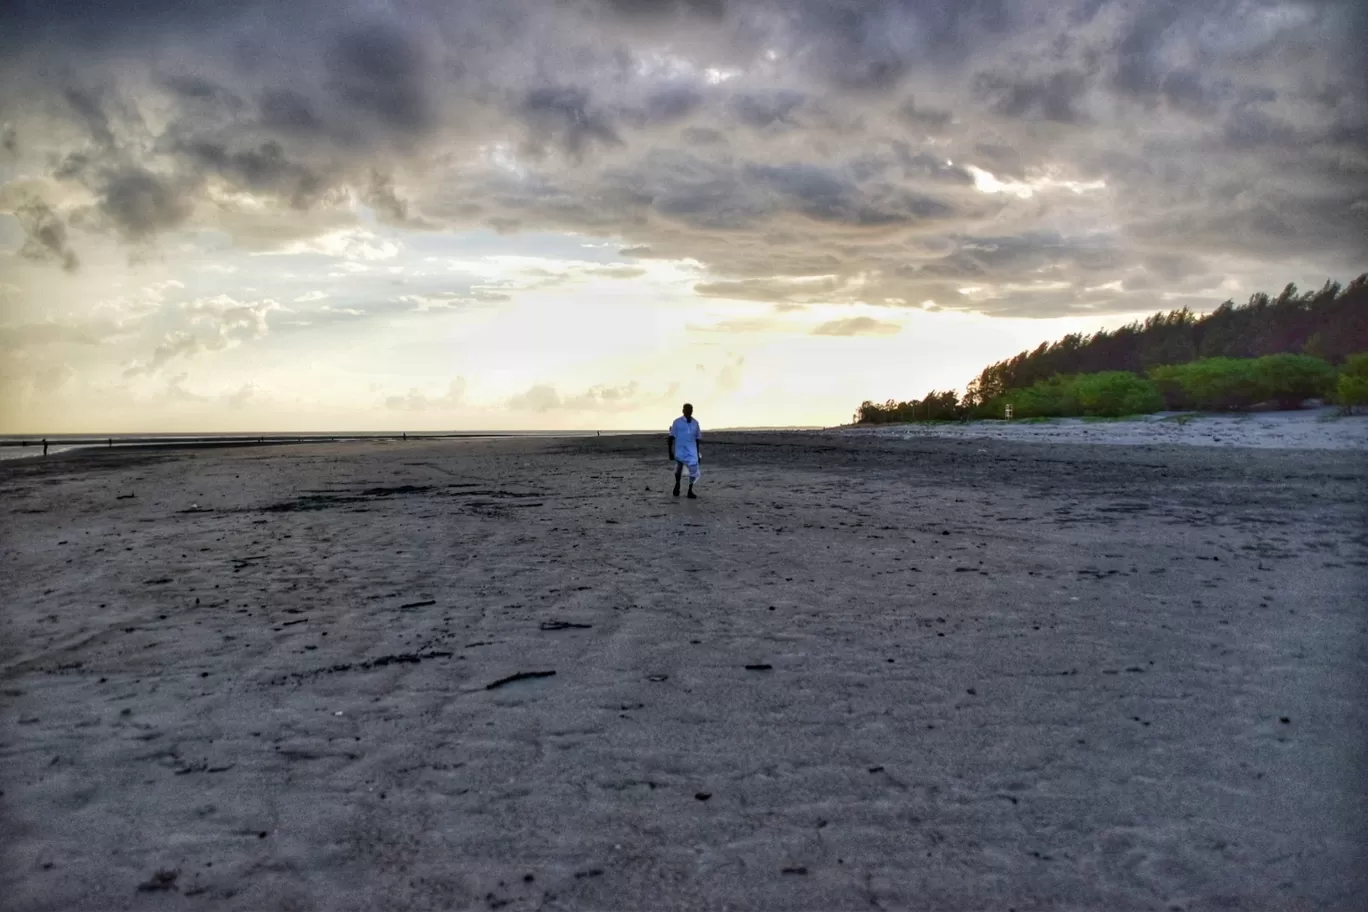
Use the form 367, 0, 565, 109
136, 869, 179, 892
485, 670, 556, 690
273, 650, 454, 684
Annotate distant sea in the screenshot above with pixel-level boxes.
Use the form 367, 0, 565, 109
0, 430, 643, 462
0, 427, 825, 462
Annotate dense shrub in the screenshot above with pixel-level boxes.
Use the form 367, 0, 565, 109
1149, 354, 1335, 410
972, 372, 1162, 419
1147, 364, 1191, 410
1000, 375, 1079, 418
1148, 358, 1262, 410
1336, 353, 1368, 412
1249, 354, 1336, 408
854, 389, 960, 424
1071, 371, 1165, 417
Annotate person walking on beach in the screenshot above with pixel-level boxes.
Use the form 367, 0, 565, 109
669, 403, 702, 499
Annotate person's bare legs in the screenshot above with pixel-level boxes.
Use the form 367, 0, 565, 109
673, 462, 683, 497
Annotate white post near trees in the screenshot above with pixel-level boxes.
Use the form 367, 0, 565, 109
1005, 404, 1014, 419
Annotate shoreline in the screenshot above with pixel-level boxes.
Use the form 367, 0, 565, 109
4, 407, 1365, 466
0, 431, 659, 463
831, 405, 1368, 450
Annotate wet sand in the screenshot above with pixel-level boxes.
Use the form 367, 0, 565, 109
2, 434, 1366, 911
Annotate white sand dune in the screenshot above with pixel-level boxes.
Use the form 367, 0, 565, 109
2, 434, 1365, 910
836, 406, 1368, 450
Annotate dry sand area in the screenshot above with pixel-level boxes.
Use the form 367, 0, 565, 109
2, 433, 1366, 911
838, 407, 1368, 451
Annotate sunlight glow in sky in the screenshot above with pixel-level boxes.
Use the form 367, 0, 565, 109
1, 0, 1362, 432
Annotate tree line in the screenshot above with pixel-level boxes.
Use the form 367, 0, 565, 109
854, 274, 1368, 424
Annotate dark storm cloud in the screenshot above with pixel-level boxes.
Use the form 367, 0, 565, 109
785, 0, 1014, 92
363, 171, 434, 229
910, 232, 1124, 282
889, 145, 974, 185
521, 86, 622, 158
62, 88, 116, 148
1157, 68, 1218, 117
159, 74, 244, 112
731, 91, 805, 129
895, 97, 953, 128
15, 199, 80, 272
2, 0, 1363, 318
600, 0, 726, 21
325, 25, 435, 137
96, 167, 193, 241
174, 139, 327, 207
629, 84, 705, 125
1222, 105, 1298, 150
745, 162, 954, 226
1111, 1, 1187, 101
0, 0, 267, 51
973, 70, 1091, 124
681, 126, 726, 145
258, 89, 326, 135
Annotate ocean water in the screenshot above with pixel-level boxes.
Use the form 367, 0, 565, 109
0, 430, 648, 462
0, 443, 86, 461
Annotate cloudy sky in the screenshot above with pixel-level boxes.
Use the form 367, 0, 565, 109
1, 0, 1364, 432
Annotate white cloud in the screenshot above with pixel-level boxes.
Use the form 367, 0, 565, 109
277, 229, 401, 262
385, 378, 466, 411
123, 295, 279, 376
506, 379, 667, 413
811, 316, 901, 337
966, 166, 1107, 200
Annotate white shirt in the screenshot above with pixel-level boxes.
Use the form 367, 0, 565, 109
670, 416, 701, 463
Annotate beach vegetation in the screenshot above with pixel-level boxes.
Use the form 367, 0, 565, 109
1149, 354, 1335, 411
1148, 358, 1261, 410
854, 273, 1368, 423
1249, 354, 1337, 409
969, 372, 1161, 420
854, 389, 960, 424
1335, 353, 1368, 414
960, 274, 1367, 407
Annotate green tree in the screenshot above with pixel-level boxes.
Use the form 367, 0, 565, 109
1147, 358, 1262, 410
1071, 372, 1165, 417
856, 274, 1368, 420
1249, 354, 1335, 409
1001, 375, 1080, 418
1335, 353, 1368, 413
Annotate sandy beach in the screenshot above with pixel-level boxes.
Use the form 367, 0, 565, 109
836, 407, 1368, 451
2, 433, 1366, 911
